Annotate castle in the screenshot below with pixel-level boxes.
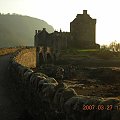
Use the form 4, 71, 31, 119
34, 10, 99, 50
34, 10, 100, 66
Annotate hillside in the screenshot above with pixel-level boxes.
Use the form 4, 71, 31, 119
0, 13, 54, 48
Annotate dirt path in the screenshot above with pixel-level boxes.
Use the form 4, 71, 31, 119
0, 54, 21, 120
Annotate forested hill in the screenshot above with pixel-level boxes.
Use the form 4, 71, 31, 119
0, 13, 54, 48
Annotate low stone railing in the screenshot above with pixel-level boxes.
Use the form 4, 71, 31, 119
9, 52, 120, 120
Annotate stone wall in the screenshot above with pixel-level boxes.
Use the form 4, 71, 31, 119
9, 52, 120, 120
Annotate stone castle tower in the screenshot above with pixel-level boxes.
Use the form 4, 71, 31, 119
70, 10, 99, 49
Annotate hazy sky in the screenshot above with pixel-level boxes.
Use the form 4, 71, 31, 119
0, 0, 120, 45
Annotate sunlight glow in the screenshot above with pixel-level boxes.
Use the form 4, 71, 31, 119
0, 0, 120, 45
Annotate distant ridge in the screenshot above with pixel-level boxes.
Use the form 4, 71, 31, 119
0, 13, 54, 48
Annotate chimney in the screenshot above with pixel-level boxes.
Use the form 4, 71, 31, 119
83, 10, 87, 14
35, 30, 38, 34
43, 28, 46, 31
38, 30, 41, 33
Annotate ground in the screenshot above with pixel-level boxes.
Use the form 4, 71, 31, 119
63, 67, 120, 99
33, 65, 120, 100
0, 54, 20, 120
0, 54, 29, 120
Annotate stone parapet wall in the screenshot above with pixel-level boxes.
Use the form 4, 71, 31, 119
9, 52, 120, 120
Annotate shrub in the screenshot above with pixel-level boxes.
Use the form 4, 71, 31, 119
95, 50, 115, 59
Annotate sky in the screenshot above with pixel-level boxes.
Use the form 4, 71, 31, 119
0, 0, 120, 45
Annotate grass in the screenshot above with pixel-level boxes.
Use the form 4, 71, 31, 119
0, 47, 18, 56
62, 48, 120, 60
77, 49, 99, 52
15, 47, 36, 68
62, 48, 98, 55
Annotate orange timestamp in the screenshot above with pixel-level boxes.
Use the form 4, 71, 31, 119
82, 104, 120, 111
